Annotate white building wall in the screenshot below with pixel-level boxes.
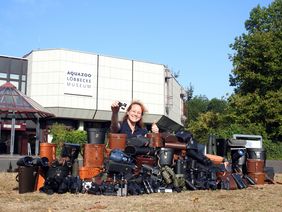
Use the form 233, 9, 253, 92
25, 49, 185, 127
170, 79, 182, 124
133, 61, 164, 115
98, 56, 133, 111
26, 49, 97, 110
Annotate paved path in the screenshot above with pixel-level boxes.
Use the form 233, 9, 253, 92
266, 160, 282, 173
0, 155, 21, 171
0, 155, 83, 172
0, 154, 281, 173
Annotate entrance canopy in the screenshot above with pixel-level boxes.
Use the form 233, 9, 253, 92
0, 82, 54, 119
0, 82, 55, 155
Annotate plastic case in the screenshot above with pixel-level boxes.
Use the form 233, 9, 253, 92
233, 134, 262, 148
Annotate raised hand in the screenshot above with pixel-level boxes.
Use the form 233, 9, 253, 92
151, 121, 159, 133
111, 100, 120, 113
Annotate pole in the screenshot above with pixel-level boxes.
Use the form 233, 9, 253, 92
35, 117, 40, 156
10, 111, 15, 156
0, 117, 2, 142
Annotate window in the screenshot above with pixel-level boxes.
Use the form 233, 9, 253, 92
21, 81, 26, 93
0, 73, 7, 78
10, 74, 20, 80
22, 75, 26, 81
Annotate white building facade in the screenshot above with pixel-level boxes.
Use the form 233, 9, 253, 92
24, 49, 186, 131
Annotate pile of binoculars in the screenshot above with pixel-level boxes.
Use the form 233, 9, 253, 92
16, 130, 274, 196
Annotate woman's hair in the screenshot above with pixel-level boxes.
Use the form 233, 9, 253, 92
123, 100, 147, 128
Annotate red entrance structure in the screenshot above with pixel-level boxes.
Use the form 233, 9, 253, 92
0, 82, 55, 155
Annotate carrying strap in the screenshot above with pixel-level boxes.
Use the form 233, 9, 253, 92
264, 173, 282, 185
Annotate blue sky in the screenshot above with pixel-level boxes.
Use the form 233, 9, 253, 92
0, 0, 274, 99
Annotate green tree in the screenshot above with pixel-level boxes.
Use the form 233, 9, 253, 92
185, 83, 194, 102
187, 111, 221, 143
229, 0, 282, 95
185, 96, 228, 143
186, 95, 209, 126
185, 1, 282, 157
207, 98, 227, 113
229, 0, 282, 142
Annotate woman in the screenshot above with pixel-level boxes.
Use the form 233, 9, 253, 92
110, 100, 159, 138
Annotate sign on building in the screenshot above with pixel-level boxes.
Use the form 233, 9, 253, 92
64, 70, 94, 96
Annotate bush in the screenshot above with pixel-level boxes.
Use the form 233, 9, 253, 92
263, 139, 282, 160
49, 123, 87, 156
65, 130, 87, 145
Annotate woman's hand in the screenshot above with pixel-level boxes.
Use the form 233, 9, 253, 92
151, 121, 159, 133
111, 100, 120, 113
110, 100, 121, 133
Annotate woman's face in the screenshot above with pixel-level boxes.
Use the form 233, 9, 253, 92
127, 104, 142, 123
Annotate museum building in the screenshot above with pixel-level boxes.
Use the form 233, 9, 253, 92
0, 49, 186, 154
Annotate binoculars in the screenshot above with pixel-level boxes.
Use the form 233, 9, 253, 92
17, 156, 49, 167
109, 149, 133, 164
118, 102, 127, 110
61, 143, 81, 163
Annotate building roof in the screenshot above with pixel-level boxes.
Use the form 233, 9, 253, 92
0, 82, 55, 119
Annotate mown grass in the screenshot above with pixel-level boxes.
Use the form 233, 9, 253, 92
1, 172, 282, 212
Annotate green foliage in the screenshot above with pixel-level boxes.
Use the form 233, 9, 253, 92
216, 123, 267, 141
263, 139, 282, 160
229, 0, 282, 96
186, 95, 209, 126
185, 83, 194, 101
185, 0, 282, 158
228, 0, 282, 143
207, 98, 228, 113
186, 96, 228, 143
49, 123, 87, 155
227, 93, 264, 125
261, 89, 282, 141
225, 90, 282, 142
187, 111, 221, 144
49, 123, 68, 148
65, 130, 87, 145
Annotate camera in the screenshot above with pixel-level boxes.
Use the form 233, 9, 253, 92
81, 181, 93, 193
118, 102, 127, 110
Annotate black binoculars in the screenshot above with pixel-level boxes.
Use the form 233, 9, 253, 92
61, 143, 81, 163
109, 149, 133, 164
118, 102, 127, 110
